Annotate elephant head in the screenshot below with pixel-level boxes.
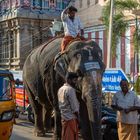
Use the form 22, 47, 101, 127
54, 40, 106, 140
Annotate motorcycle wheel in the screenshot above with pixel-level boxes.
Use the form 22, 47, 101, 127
27, 108, 34, 124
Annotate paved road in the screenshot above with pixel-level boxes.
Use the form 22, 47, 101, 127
10, 119, 53, 140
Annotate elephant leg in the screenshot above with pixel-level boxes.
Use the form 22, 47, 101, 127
42, 105, 53, 133
23, 83, 45, 137
33, 103, 45, 137
79, 100, 92, 140
53, 108, 61, 140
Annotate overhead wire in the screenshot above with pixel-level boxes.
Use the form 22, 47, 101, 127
0, 0, 74, 59
0, 0, 135, 62
0, 24, 53, 57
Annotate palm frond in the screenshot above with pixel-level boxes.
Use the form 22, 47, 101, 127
115, 0, 140, 11
102, 0, 139, 56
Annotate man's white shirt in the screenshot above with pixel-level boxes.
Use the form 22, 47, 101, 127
112, 91, 140, 124
61, 10, 83, 37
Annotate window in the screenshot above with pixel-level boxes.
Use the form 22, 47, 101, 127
87, 0, 90, 6
62, 0, 67, 9
14, 31, 17, 58
0, 76, 11, 101
79, 0, 82, 8
23, 0, 30, 7
10, 0, 20, 8
33, 0, 42, 9
10, 31, 14, 59
1, 1, 6, 13
95, 0, 98, 4
0, 3, 2, 15
49, 0, 56, 7
56, 0, 62, 10
44, 0, 49, 8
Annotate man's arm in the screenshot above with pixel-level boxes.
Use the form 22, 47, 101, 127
125, 94, 140, 113
67, 89, 79, 118
111, 93, 123, 111
111, 105, 124, 111
124, 106, 140, 113
61, 7, 69, 21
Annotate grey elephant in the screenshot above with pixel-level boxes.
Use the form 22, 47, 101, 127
23, 37, 106, 140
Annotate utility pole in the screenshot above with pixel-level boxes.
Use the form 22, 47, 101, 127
135, 16, 139, 75
107, 0, 114, 68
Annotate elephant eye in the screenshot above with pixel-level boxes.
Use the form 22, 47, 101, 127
76, 69, 84, 77
76, 54, 81, 58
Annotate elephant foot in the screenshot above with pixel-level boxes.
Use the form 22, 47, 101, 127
52, 134, 61, 140
34, 130, 45, 137
44, 128, 53, 133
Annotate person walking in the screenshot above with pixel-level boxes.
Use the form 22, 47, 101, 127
112, 79, 140, 140
61, 5, 84, 52
58, 72, 79, 140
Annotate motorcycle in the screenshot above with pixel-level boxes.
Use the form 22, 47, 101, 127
26, 104, 34, 124
101, 105, 118, 140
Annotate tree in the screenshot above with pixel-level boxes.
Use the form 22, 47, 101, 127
102, 0, 140, 56
134, 75, 140, 95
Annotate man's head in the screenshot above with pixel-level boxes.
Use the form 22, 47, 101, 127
120, 79, 129, 94
67, 6, 78, 19
65, 72, 78, 88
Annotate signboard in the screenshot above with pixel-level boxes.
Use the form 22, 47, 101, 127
15, 87, 29, 108
102, 68, 129, 93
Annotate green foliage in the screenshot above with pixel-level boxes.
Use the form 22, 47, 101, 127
134, 76, 140, 95
115, 0, 139, 10
133, 28, 140, 52
102, 0, 140, 56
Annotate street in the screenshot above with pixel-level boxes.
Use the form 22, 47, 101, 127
10, 119, 53, 140
10, 116, 83, 140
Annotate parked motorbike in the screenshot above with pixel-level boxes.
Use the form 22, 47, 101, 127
101, 105, 118, 140
26, 104, 34, 124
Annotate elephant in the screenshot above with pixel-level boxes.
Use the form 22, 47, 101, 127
23, 37, 106, 140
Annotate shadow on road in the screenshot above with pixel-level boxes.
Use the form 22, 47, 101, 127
11, 119, 53, 140
15, 121, 33, 128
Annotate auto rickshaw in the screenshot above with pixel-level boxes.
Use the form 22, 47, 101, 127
0, 68, 16, 140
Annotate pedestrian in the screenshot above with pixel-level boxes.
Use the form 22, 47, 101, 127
61, 5, 84, 52
111, 79, 140, 140
58, 72, 79, 140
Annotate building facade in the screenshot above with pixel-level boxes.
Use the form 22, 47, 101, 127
75, 0, 139, 77
0, 0, 69, 69
0, 0, 139, 76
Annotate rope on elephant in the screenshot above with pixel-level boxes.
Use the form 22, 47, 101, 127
40, 34, 64, 53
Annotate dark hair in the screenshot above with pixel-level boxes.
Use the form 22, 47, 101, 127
120, 79, 128, 86
68, 6, 78, 13
65, 72, 78, 80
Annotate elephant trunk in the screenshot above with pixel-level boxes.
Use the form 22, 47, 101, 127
86, 90, 102, 140
82, 71, 102, 140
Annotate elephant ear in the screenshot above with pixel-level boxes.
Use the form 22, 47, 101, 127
54, 54, 68, 79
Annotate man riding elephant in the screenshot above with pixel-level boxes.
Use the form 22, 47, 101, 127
23, 35, 105, 140
61, 6, 84, 52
